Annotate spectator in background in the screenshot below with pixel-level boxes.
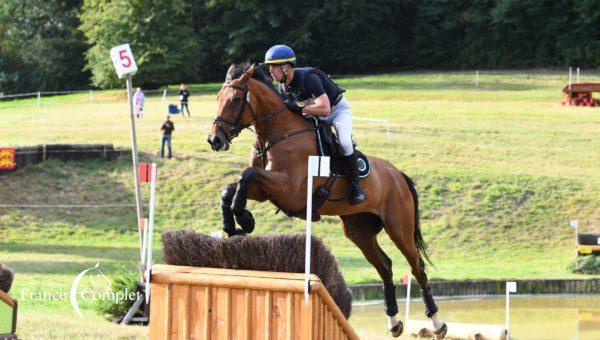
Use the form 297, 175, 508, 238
179, 83, 191, 117
160, 115, 175, 158
134, 87, 145, 118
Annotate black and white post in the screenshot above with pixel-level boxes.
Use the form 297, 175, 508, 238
305, 155, 330, 304
505, 281, 517, 340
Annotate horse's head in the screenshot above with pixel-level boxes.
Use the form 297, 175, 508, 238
207, 64, 257, 151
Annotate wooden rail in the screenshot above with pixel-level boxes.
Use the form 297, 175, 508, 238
0, 290, 18, 339
149, 265, 359, 340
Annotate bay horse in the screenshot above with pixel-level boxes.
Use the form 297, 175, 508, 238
206, 63, 447, 338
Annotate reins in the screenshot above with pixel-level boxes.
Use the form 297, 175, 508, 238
213, 79, 315, 166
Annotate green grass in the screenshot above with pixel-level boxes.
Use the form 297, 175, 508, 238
1, 71, 599, 337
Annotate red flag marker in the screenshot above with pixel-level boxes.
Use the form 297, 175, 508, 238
138, 163, 150, 182
138, 218, 147, 231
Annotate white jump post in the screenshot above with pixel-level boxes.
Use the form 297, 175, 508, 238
570, 220, 579, 271
506, 281, 517, 340
305, 155, 330, 304
110, 43, 144, 268
404, 274, 412, 325
475, 70, 480, 87
162, 89, 167, 103
576, 68, 580, 83
353, 116, 391, 143
140, 217, 148, 269
37, 92, 41, 106
568, 67, 572, 91
145, 163, 158, 304
570, 220, 579, 256
121, 162, 157, 325
89, 90, 93, 105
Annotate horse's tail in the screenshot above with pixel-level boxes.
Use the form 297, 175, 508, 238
402, 173, 434, 269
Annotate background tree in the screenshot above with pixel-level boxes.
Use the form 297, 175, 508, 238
0, 0, 89, 94
79, 0, 198, 88
2, 0, 598, 92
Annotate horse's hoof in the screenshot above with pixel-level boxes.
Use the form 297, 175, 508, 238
224, 228, 246, 238
389, 320, 403, 337
433, 322, 447, 339
234, 209, 255, 234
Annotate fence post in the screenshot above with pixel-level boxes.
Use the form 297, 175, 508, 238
37, 92, 41, 106
475, 70, 479, 87
162, 89, 167, 103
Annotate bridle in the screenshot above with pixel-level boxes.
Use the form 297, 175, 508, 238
213, 83, 256, 143
213, 80, 290, 141
212, 74, 315, 166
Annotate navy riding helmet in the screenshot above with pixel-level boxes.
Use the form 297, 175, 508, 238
264, 45, 296, 66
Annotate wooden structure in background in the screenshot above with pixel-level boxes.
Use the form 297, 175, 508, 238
577, 233, 600, 255
562, 83, 600, 106
0, 290, 18, 339
149, 265, 359, 340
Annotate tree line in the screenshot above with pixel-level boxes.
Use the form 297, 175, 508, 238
1, 0, 597, 94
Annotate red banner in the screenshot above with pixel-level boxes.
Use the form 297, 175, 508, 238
0, 147, 16, 170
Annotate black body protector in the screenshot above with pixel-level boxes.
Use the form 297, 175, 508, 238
280, 68, 366, 205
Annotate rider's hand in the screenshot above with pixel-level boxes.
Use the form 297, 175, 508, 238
284, 100, 304, 114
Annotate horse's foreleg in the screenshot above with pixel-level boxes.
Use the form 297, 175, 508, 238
221, 183, 245, 237
230, 167, 260, 233
231, 167, 294, 234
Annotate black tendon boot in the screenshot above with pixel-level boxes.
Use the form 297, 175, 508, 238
344, 151, 367, 205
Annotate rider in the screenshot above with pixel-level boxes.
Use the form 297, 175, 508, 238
264, 44, 367, 205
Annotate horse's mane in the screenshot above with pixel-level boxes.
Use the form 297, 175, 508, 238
226, 62, 283, 99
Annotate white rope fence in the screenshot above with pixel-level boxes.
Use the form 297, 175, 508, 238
0, 201, 220, 209
353, 116, 390, 142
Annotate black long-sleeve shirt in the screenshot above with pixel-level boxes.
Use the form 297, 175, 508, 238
179, 89, 190, 103
161, 121, 175, 135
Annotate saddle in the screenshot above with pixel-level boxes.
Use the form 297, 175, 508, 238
270, 116, 371, 222
305, 116, 371, 178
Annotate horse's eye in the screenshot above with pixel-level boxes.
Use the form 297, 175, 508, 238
232, 96, 242, 103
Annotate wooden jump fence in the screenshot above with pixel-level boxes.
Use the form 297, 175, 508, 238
149, 264, 359, 340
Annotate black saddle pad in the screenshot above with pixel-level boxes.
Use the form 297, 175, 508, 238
306, 116, 371, 179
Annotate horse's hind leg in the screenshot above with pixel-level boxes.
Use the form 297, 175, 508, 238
341, 213, 404, 337
381, 191, 447, 338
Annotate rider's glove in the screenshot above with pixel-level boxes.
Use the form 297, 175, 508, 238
284, 100, 304, 114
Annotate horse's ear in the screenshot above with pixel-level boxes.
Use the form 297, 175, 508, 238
241, 64, 256, 82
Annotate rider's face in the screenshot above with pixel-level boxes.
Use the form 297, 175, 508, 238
268, 64, 286, 82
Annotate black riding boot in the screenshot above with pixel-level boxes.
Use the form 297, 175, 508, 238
343, 152, 367, 205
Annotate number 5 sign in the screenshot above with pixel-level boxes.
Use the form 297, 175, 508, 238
110, 43, 138, 79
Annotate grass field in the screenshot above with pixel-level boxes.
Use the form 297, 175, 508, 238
1, 71, 599, 338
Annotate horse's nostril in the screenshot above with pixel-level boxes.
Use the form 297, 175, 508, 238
212, 136, 222, 150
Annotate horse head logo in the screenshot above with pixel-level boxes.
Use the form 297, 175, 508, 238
70, 263, 111, 316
